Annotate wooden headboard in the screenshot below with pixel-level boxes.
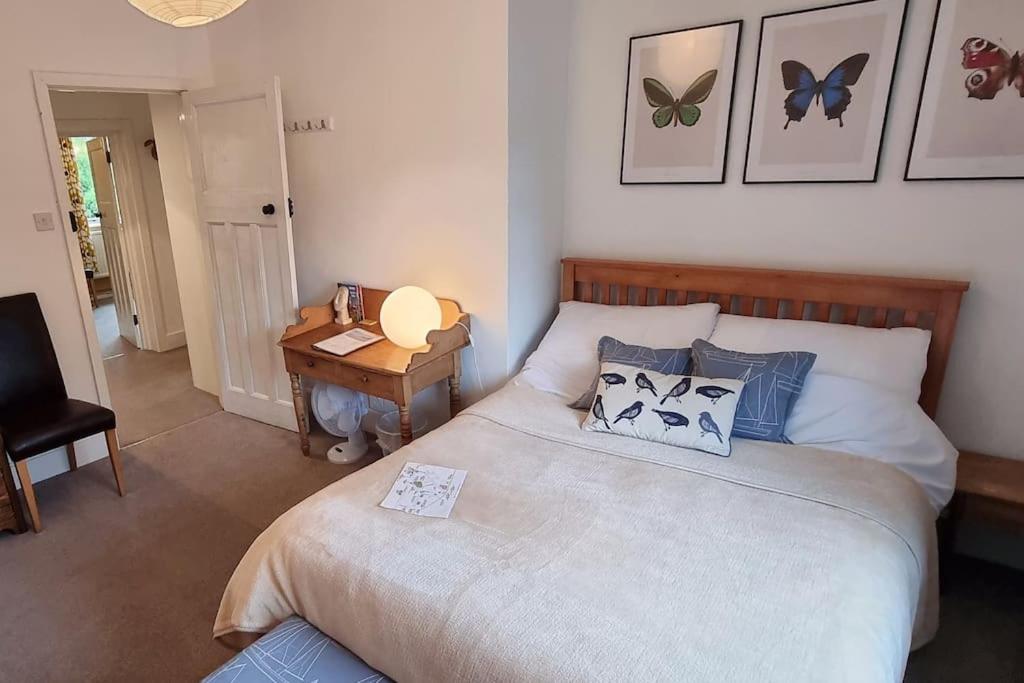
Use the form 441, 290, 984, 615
561, 258, 969, 418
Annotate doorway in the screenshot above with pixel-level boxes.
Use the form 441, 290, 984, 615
51, 90, 221, 446
34, 71, 300, 472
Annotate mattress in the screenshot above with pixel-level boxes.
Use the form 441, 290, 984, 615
214, 382, 938, 682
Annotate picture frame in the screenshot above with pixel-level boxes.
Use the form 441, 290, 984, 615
743, 0, 908, 184
620, 20, 743, 185
906, 0, 1024, 181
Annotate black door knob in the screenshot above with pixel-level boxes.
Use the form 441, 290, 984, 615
262, 203, 276, 216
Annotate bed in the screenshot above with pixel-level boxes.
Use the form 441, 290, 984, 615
214, 258, 969, 682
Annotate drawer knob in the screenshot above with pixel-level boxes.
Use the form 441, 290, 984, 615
361, 375, 369, 383
306, 360, 315, 368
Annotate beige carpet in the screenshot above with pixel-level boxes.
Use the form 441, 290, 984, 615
0, 411, 379, 682
94, 302, 222, 446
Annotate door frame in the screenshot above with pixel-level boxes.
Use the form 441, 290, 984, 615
33, 71, 204, 408
55, 120, 153, 351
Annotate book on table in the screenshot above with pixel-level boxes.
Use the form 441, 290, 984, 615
313, 327, 384, 356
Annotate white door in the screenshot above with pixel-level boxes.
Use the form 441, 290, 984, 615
88, 137, 140, 347
182, 78, 299, 430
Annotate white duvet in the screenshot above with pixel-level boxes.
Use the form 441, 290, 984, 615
214, 383, 938, 682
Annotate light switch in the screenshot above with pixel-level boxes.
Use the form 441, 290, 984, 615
33, 212, 56, 232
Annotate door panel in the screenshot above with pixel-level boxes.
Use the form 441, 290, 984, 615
183, 79, 299, 430
87, 137, 139, 348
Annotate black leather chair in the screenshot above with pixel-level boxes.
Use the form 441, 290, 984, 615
0, 293, 125, 533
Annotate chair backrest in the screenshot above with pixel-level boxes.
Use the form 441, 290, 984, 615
0, 293, 67, 417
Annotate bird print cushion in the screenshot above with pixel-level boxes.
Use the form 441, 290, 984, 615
569, 336, 693, 411
582, 362, 744, 457
691, 339, 816, 443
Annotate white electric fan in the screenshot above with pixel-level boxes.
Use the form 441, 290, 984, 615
311, 383, 369, 464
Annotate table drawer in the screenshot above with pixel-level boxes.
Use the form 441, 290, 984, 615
285, 350, 396, 401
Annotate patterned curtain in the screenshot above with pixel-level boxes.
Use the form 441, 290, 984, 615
59, 137, 98, 272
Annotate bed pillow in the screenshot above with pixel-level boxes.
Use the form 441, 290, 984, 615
582, 362, 744, 457
569, 336, 692, 410
691, 339, 816, 443
708, 314, 931, 401
520, 301, 720, 400
784, 373, 957, 513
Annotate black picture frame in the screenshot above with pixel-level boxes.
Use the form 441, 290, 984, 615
619, 19, 744, 185
742, 0, 909, 185
905, 0, 1024, 182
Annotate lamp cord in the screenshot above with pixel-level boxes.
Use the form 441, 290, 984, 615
454, 321, 485, 396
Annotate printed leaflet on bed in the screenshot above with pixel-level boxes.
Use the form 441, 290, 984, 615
380, 462, 467, 518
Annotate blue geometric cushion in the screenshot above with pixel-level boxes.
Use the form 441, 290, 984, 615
570, 336, 692, 410
204, 617, 390, 683
690, 339, 816, 443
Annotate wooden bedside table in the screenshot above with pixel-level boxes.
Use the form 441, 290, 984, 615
279, 288, 470, 457
941, 450, 1024, 581
952, 451, 1024, 525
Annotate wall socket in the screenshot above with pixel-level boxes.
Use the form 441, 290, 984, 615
33, 212, 55, 232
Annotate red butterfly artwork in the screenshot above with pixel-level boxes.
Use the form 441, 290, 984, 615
961, 37, 1024, 100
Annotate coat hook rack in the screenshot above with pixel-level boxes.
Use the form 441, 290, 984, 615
283, 116, 335, 134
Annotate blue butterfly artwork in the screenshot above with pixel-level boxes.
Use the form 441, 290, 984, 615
781, 53, 870, 129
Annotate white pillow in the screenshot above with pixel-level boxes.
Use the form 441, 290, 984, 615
520, 301, 720, 399
582, 363, 744, 457
708, 314, 931, 400
785, 373, 956, 513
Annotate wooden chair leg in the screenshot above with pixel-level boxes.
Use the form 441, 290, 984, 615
104, 429, 126, 497
67, 442, 78, 471
1, 442, 26, 534
14, 460, 42, 533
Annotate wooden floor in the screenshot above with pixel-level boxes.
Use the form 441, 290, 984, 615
94, 302, 221, 446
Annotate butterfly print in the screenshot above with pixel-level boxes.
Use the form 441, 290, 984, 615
643, 70, 718, 128
781, 53, 870, 128
961, 37, 1024, 100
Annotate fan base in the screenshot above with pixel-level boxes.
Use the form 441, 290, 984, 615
327, 432, 368, 465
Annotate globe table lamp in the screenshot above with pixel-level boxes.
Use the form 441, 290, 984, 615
380, 286, 442, 349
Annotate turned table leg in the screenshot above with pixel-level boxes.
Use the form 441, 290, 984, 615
398, 405, 413, 446
290, 372, 311, 457
448, 370, 464, 419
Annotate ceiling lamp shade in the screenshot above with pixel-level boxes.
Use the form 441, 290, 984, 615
127, 0, 249, 27
379, 287, 443, 350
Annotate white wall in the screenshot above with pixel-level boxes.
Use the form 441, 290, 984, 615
0, 1, 210, 481
507, 0, 573, 372
51, 91, 186, 353
205, 0, 511, 417
149, 94, 221, 396
563, 0, 1024, 460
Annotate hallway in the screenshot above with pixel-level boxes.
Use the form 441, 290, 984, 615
94, 303, 221, 445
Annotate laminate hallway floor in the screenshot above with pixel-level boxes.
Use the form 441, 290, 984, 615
93, 302, 221, 446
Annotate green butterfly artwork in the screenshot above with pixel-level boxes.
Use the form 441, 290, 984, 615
642, 70, 718, 128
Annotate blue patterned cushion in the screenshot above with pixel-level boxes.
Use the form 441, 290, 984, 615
204, 617, 390, 683
570, 336, 692, 410
690, 339, 816, 443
